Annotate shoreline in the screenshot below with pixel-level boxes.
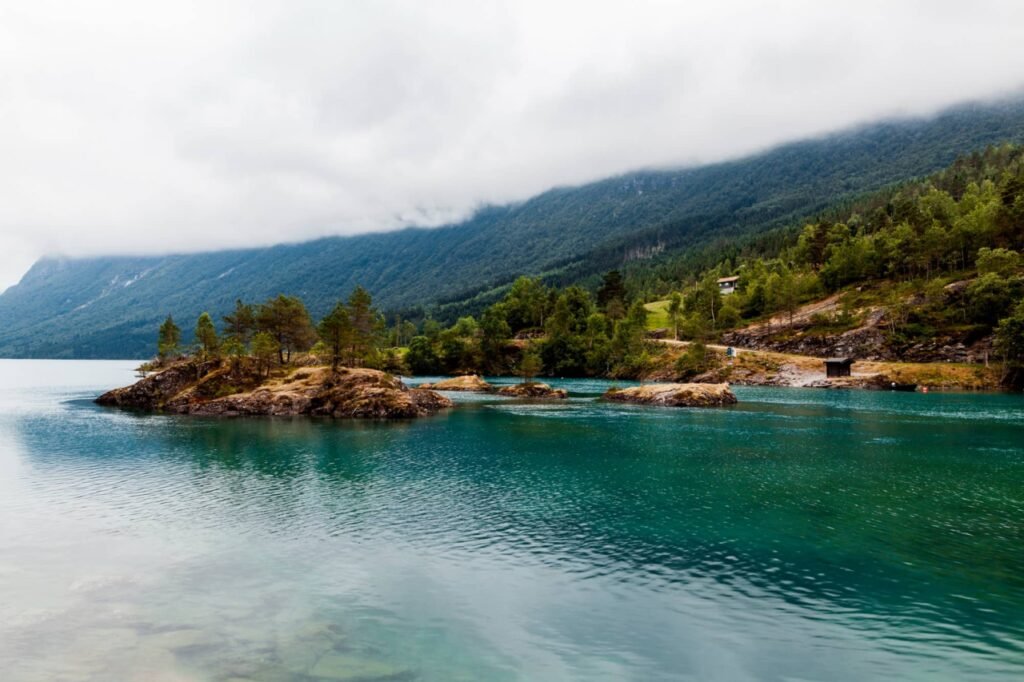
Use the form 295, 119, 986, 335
649, 341, 1004, 392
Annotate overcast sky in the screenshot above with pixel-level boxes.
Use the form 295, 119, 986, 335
1, 0, 1023, 291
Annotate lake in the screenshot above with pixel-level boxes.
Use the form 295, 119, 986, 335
1, 360, 1022, 681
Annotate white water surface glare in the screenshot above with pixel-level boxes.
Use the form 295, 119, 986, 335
1, 360, 1023, 681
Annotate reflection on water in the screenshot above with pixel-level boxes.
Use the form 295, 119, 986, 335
1, 361, 1023, 681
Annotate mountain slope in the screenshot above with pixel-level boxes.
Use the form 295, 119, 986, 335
4, 97, 1024, 358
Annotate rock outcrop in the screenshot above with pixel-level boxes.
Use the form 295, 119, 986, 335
604, 383, 737, 407
419, 375, 493, 391
95, 360, 221, 410
496, 382, 568, 399
721, 295, 994, 364
97, 363, 451, 419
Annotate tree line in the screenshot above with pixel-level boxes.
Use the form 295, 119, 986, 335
156, 287, 396, 377
402, 270, 654, 378
153, 270, 663, 380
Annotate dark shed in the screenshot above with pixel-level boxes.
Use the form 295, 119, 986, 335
824, 357, 853, 378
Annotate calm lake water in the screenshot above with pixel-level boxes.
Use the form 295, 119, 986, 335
1, 360, 1023, 681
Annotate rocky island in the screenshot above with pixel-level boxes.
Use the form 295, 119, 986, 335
418, 375, 493, 391
96, 360, 451, 419
419, 375, 567, 399
604, 383, 738, 407
496, 382, 568, 399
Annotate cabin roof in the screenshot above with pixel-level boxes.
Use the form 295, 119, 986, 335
717, 276, 740, 284
824, 357, 853, 365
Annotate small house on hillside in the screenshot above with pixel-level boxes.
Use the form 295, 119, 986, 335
717, 276, 739, 295
824, 357, 853, 378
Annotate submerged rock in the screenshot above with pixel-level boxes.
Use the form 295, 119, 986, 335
307, 653, 410, 680
97, 364, 451, 419
603, 383, 737, 407
419, 374, 492, 391
496, 382, 568, 399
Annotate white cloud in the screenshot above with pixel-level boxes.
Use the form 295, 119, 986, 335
1, 0, 1023, 290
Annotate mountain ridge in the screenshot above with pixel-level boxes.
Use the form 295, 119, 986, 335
4, 96, 1024, 358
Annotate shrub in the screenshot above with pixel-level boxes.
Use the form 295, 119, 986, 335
674, 342, 719, 381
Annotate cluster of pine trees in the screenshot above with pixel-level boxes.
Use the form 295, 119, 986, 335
155, 287, 396, 377
153, 271, 662, 380
403, 271, 655, 378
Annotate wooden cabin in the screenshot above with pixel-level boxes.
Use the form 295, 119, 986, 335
824, 357, 853, 378
717, 276, 739, 295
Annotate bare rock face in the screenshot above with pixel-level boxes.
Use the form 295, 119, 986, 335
95, 360, 220, 410
97, 363, 451, 419
419, 375, 493, 392
604, 383, 737, 407
496, 382, 568, 399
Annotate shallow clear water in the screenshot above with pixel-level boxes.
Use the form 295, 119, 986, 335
1, 360, 1023, 681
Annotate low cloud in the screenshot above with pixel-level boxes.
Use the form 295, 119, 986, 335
2, 0, 1023, 289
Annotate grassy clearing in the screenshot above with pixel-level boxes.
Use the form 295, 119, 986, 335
644, 300, 670, 330
857, 360, 1000, 390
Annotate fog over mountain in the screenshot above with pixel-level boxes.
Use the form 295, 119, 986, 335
2, 0, 1024, 290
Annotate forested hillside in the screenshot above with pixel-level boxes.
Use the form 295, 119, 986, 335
645, 144, 1024, 384
355, 145, 1024, 387
3, 97, 1024, 358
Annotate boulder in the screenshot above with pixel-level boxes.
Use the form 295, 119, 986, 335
419, 375, 492, 391
604, 383, 737, 407
496, 382, 568, 399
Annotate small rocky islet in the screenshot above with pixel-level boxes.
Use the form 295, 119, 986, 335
496, 382, 568, 399
96, 360, 452, 419
97, 365, 737, 417
603, 383, 738, 407
421, 374, 568, 399
418, 374, 493, 392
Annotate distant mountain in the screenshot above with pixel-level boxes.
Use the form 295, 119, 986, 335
3, 97, 1024, 358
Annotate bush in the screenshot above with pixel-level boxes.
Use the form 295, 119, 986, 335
995, 301, 1024, 388
674, 342, 720, 380
406, 336, 441, 375
965, 273, 1016, 325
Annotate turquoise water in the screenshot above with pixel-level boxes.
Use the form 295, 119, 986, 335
1, 360, 1023, 681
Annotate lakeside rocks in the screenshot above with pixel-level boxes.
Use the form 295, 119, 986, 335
97, 362, 451, 419
496, 382, 568, 399
722, 316, 891, 362
604, 383, 737, 407
419, 375, 493, 391
95, 360, 222, 410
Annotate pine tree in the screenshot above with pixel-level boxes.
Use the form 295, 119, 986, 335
251, 332, 279, 378
346, 286, 379, 366
194, 312, 220, 358
221, 337, 246, 375
318, 302, 354, 370
519, 349, 542, 384
222, 300, 255, 344
597, 270, 628, 317
667, 292, 683, 340
256, 295, 317, 364
157, 315, 181, 362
